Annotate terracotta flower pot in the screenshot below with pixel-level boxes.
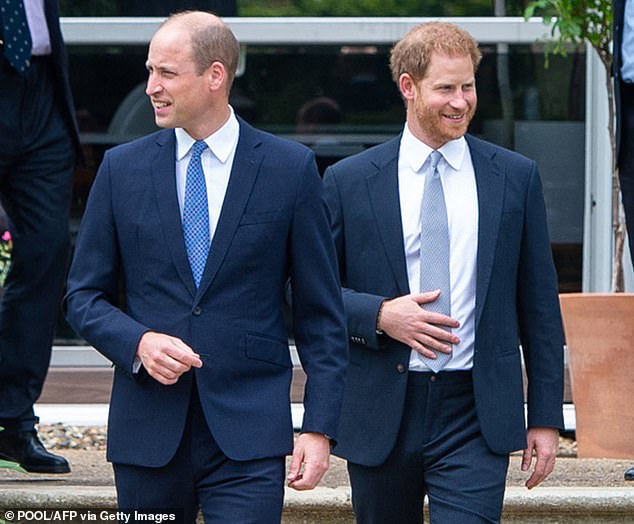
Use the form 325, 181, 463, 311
559, 293, 634, 458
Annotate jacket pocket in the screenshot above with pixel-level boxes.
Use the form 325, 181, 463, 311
245, 333, 292, 368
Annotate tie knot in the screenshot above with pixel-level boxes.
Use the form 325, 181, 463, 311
191, 140, 208, 159
429, 150, 442, 172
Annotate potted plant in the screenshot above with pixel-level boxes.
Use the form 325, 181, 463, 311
525, 0, 634, 458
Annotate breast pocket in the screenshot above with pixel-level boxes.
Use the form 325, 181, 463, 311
499, 210, 523, 235
234, 210, 289, 266
239, 209, 285, 225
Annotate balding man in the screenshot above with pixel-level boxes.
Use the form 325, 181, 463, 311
65, 11, 347, 523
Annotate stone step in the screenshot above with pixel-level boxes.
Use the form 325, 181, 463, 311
0, 487, 633, 523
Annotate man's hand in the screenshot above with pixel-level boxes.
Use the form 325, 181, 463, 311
379, 290, 460, 359
287, 432, 331, 491
136, 331, 203, 385
522, 427, 559, 489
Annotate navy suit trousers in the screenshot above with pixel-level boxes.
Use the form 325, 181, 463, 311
348, 371, 509, 524
113, 378, 286, 524
0, 56, 74, 430
619, 80, 634, 260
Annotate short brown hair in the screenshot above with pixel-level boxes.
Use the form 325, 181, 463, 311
389, 22, 482, 84
163, 11, 240, 89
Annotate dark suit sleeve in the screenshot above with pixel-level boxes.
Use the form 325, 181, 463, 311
323, 166, 388, 352
65, 151, 149, 374
289, 153, 348, 439
45, 0, 82, 159
517, 163, 565, 430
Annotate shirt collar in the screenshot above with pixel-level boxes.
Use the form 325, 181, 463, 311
175, 106, 240, 163
400, 123, 468, 173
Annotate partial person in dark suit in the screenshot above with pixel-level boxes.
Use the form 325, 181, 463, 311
0, 0, 81, 474
614, 0, 634, 483
323, 22, 564, 523
615, 0, 634, 260
65, 11, 347, 523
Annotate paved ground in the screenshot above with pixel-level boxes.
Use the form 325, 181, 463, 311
1, 447, 633, 490
2, 447, 634, 524
1, 428, 634, 524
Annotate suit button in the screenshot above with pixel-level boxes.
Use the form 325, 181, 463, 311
396, 363, 406, 373
192, 306, 202, 316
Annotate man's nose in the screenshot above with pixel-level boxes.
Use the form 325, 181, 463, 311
146, 74, 160, 96
450, 92, 469, 108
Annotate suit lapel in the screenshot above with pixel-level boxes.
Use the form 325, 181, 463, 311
366, 137, 410, 295
151, 130, 197, 298
468, 135, 505, 328
196, 120, 263, 298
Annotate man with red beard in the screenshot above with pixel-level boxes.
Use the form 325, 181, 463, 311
323, 22, 564, 524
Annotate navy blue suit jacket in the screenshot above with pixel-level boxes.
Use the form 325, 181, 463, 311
65, 119, 348, 467
0, 1, 80, 156
615, 0, 626, 157
323, 134, 564, 466
614, 0, 625, 80
43, 0, 80, 156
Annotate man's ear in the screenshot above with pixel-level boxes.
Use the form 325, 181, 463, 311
399, 73, 416, 101
207, 61, 226, 92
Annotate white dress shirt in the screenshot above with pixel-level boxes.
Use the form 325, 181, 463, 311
133, 107, 239, 374
24, 0, 51, 56
397, 124, 478, 371
175, 107, 239, 244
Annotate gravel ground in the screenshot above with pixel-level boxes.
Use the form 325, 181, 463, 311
40, 424, 108, 451
1, 425, 632, 489
36, 424, 578, 456
38, 424, 577, 457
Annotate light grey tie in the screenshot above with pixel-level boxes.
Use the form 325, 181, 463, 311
419, 150, 452, 372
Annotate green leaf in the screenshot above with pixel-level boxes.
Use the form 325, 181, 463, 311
524, 0, 612, 64
0, 459, 28, 473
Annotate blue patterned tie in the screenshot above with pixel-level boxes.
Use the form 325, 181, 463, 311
419, 151, 452, 372
183, 141, 210, 288
0, 0, 32, 74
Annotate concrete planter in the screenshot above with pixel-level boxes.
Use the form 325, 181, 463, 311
560, 293, 634, 458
